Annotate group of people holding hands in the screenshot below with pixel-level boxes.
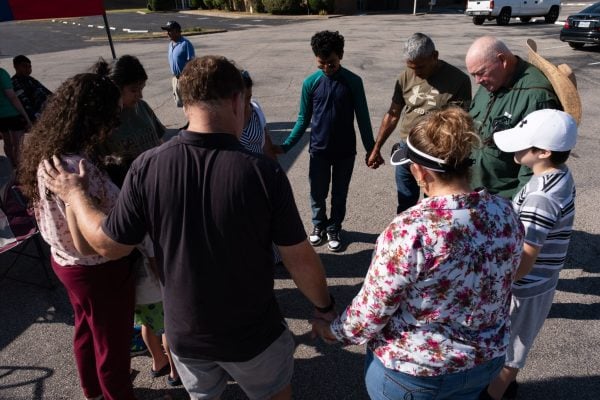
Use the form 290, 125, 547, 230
7, 24, 580, 400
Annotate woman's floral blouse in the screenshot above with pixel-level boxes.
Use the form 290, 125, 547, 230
331, 190, 524, 376
35, 155, 120, 266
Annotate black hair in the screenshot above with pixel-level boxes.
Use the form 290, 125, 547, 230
311, 30, 344, 59
13, 54, 31, 67
241, 70, 253, 89
91, 55, 148, 89
111, 55, 148, 88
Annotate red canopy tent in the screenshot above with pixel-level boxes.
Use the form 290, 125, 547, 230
0, 0, 104, 21
1, 0, 116, 58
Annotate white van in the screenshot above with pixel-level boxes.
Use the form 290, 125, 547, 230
465, 0, 561, 25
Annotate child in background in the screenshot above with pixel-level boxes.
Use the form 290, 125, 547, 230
135, 240, 181, 386
484, 109, 578, 400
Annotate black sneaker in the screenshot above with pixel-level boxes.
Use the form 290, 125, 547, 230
309, 226, 325, 246
327, 230, 343, 252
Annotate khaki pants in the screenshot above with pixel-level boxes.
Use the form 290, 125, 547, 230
172, 76, 183, 108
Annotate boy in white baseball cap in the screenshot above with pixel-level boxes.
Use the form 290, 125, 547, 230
483, 109, 577, 400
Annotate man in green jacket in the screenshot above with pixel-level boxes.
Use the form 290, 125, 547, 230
466, 36, 560, 199
276, 30, 375, 252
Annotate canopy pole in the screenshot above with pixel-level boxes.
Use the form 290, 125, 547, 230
102, 12, 116, 60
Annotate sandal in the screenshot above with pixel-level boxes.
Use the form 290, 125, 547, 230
150, 364, 170, 378
167, 375, 182, 387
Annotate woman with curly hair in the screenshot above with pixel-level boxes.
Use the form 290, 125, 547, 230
312, 107, 525, 400
18, 68, 136, 400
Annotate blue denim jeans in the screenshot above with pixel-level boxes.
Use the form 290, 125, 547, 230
364, 349, 504, 400
308, 154, 355, 232
395, 163, 420, 214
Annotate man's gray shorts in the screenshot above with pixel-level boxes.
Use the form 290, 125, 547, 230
506, 289, 556, 369
171, 328, 295, 400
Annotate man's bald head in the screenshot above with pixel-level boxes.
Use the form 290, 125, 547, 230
466, 36, 516, 93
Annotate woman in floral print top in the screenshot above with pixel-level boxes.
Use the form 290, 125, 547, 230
312, 107, 524, 400
19, 70, 138, 400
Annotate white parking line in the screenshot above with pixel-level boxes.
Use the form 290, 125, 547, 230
543, 44, 569, 49
51, 18, 154, 35
123, 28, 149, 33
589, 61, 600, 65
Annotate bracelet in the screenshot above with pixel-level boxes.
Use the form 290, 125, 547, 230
314, 294, 335, 313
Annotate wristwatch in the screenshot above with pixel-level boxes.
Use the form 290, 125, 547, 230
314, 294, 335, 313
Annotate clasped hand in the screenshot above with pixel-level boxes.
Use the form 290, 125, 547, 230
310, 309, 338, 344
42, 155, 89, 203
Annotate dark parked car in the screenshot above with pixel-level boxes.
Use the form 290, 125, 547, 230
560, 2, 600, 49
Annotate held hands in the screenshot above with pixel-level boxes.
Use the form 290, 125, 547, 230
310, 308, 338, 344
366, 149, 385, 169
42, 155, 89, 203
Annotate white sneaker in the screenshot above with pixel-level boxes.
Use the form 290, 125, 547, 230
327, 231, 342, 252
309, 226, 325, 246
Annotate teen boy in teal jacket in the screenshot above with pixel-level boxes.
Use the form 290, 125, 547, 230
277, 30, 375, 252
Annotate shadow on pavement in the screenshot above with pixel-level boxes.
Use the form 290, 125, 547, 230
565, 230, 600, 273
0, 365, 53, 399
517, 375, 600, 400
0, 257, 70, 352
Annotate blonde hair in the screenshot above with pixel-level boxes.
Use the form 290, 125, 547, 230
408, 107, 481, 180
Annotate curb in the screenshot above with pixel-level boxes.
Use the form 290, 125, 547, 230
88, 28, 227, 42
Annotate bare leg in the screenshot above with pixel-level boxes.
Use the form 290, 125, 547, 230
269, 384, 292, 400
487, 366, 519, 400
141, 325, 169, 372
162, 334, 179, 380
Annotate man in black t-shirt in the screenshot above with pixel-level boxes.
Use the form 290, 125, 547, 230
42, 56, 335, 400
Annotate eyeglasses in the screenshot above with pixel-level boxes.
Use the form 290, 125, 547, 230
240, 70, 251, 79
317, 60, 339, 70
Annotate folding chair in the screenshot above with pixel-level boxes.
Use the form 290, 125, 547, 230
0, 156, 54, 289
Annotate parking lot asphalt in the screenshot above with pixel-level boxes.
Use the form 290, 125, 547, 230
1, 7, 599, 400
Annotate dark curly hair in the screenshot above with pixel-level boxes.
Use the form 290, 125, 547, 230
311, 30, 344, 59
18, 71, 121, 203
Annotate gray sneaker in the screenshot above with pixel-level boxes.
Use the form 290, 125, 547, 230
327, 230, 343, 252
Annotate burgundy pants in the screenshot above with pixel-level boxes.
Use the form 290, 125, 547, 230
51, 256, 136, 400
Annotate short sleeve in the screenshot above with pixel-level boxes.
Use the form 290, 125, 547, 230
518, 193, 561, 247
0, 68, 13, 90
102, 160, 148, 246
391, 78, 403, 105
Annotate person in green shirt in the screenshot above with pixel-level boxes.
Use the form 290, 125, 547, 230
275, 30, 375, 252
466, 36, 560, 199
0, 67, 32, 167
367, 33, 472, 214
95, 56, 166, 187
92, 56, 179, 386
